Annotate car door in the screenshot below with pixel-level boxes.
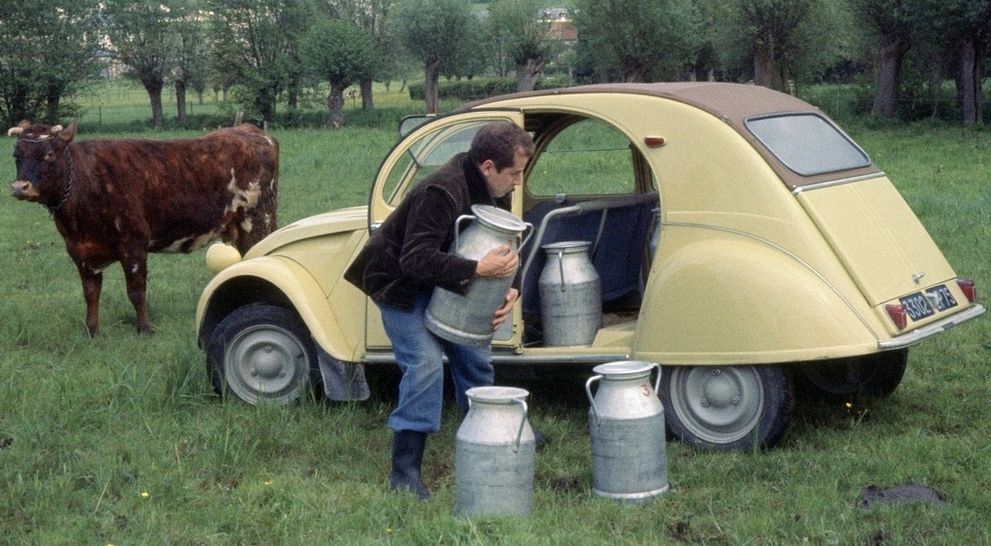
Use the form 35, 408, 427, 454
364, 110, 527, 350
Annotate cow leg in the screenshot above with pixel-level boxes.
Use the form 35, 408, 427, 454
121, 254, 153, 334
75, 264, 103, 337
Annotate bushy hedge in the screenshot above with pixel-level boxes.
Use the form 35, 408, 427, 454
408, 76, 571, 101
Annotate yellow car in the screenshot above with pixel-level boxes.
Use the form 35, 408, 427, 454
195, 82, 984, 451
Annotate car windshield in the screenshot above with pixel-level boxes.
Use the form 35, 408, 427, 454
745, 114, 870, 176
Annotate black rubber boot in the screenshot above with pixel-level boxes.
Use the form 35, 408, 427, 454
389, 430, 430, 500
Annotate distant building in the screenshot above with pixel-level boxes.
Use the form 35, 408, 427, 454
541, 7, 576, 43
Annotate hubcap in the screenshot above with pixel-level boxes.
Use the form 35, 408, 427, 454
669, 366, 764, 444
226, 324, 308, 404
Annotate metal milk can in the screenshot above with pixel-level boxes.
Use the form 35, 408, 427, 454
425, 204, 531, 347
539, 241, 601, 346
585, 361, 669, 503
455, 386, 535, 518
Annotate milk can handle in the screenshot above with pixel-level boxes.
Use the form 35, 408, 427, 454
518, 222, 534, 253
452, 214, 476, 250
651, 363, 662, 394
512, 399, 529, 453
585, 374, 603, 427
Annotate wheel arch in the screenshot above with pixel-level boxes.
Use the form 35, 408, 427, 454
196, 256, 360, 362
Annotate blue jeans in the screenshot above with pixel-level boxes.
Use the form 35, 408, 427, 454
377, 292, 494, 433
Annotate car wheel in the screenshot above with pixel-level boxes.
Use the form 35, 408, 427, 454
796, 349, 908, 399
207, 304, 320, 405
660, 365, 795, 451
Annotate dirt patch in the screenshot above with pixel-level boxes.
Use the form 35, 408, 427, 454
859, 484, 949, 510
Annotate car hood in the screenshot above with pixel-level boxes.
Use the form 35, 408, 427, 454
245, 206, 368, 258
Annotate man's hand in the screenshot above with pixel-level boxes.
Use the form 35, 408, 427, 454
476, 244, 518, 278
491, 288, 519, 331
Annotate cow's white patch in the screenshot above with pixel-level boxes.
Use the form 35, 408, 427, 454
240, 218, 253, 232
131, 264, 139, 274
224, 172, 262, 216
264, 136, 274, 146
114, 217, 122, 232
161, 229, 222, 253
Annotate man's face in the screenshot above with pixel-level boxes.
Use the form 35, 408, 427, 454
480, 149, 529, 199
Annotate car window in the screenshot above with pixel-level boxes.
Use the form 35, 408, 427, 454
381, 121, 489, 205
527, 118, 635, 196
745, 114, 870, 176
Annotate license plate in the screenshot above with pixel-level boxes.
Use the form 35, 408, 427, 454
925, 284, 958, 312
899, 292, 934, 321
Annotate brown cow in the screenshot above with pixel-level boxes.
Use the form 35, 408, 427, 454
9, 121, 279, 335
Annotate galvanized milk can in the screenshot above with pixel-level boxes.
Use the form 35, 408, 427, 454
585, 361, 669, 503
425, 204, 531, 347
455, 386, 535, 518
539, 241, 601, 346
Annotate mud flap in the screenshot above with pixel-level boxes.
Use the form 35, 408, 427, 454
317, 347, 370, 401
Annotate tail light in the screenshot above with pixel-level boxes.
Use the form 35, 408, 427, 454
957, 278, 977, 303
885, 304, 908, 330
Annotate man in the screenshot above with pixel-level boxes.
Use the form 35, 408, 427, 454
344, 121, 535, 500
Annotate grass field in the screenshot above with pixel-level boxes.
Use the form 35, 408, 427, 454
0, 81, 989, 545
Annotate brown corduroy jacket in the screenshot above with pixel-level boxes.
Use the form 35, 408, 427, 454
344, 153, 508, 310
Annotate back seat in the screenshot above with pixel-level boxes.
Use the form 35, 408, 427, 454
520, 192, 658, 316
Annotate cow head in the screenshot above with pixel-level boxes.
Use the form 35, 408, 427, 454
9, 120, 77, 207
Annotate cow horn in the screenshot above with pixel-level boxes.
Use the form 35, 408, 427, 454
7, 127, 24, 137
50, 125, 64, 134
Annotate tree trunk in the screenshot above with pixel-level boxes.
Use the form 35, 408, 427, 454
44, 82, 62, 124
147, 86, 164, 129
360, 77, 374, 111
872, 37, 909, 119
424, 61, 440, 114
957, 36, 979, 126
515, 57, 545, 92
327, 84, 346, 128
753, 42, 777, 89
175, 79, 187, 127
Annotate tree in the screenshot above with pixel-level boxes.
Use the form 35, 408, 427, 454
573, 0, 702, 82
317, 0, 394, 111
104, 0, 182, 129
209, 0, 310, 124
851, 0, 915, 118
488, 0, 553, 91
913, 0, 991, 125
0, 0, 101, 127
173, 6, 210, 125
301, 18, 378, 128
396, 0, 475, 113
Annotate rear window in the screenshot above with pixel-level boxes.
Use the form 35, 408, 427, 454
745, 114, 870, 176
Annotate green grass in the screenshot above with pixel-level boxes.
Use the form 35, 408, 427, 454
1, 84, 990, 545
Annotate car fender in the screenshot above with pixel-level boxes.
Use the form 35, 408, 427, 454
634, 229, 880, 365
195, 255, 360, 362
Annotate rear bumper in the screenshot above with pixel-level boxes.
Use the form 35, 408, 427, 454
878, 304, 986, 350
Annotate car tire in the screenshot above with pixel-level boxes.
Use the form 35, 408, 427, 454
660, 365, 795, 451
207, 304, 320, 405
796, 349, 908, 400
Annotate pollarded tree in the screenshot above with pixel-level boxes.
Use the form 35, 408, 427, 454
573, 0, 702, 82
317, 0, 394, 111
301, 18, 378, 128
489, 0, 554, 91
104, 0, 181, 129
736, 0, 813, 90
395, 0, 474, 113
850, 0, 915, 118
0, 0, 101, 126
209, 0, 310, 124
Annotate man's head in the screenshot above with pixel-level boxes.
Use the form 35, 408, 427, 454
468, 122, 535, 199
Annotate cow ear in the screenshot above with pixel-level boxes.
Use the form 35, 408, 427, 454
58, 121, 78, 144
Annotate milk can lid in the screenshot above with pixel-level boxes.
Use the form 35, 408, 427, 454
541, 240, 591, 253
465, 385, 530, 404
592, 360, 657, 378
471, 204, 527, 234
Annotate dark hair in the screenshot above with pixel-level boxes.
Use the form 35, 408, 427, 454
467, 121, 535, 170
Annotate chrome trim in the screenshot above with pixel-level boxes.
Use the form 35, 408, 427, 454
361, 352, 630, 365
791, 171, 886, 195
878, 304, 986, 350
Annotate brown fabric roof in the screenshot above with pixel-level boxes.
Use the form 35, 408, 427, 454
467, 82, 881, 189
